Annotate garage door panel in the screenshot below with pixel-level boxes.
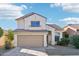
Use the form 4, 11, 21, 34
17, 35, 44, 48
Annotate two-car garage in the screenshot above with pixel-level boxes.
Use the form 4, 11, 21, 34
14, 30, 48, 48
17, 35, 44, 48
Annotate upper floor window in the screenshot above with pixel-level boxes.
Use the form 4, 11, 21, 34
31, 21, 40, 27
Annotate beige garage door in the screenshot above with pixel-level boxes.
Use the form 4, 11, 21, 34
17, 35, 44, 48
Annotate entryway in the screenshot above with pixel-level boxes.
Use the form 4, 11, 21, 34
47, 31, 52, 46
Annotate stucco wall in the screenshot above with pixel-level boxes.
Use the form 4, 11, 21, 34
14, 31, 48, 35
46, 25, 56, 45
16, 14, 46, 30
46, 25, 62, 45
64, 28, 76, 37
16, 19, 25, 29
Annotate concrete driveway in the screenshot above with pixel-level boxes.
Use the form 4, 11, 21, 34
3, 47, 48, 56
2, 46, 79, 56
46, 46, 79, 55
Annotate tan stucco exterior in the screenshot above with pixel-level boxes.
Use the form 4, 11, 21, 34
46, 25, 62, 45
46, 25, 56, 45
16, 19, 25, 29
14, 31, 47, 35
16, 14, 46, 30
14, 13, 48, 48
14, 13, 63, 48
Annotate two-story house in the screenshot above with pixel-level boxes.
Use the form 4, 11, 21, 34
14, 12, 62, 48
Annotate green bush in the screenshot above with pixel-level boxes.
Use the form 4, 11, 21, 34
63, 32, 69, 38
72, 35, 79, 49
57, 38, 70, 46
8, 29, 14, 41
4, 40, 11, 49
0, 27, 3, 37
4, 29, 14, 49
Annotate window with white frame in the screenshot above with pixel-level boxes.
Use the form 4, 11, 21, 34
55, 32, 60, 41
31, 21, 40, 27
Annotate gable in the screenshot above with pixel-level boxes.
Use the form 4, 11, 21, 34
64, 26, 76, 32
46, 25, 55, 31
47, 24, 62, 31
66, 28, 76, 32
16, 12, 47, 21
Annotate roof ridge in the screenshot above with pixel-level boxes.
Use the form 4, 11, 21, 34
16, 12, 47, 20
47, 24, 62, 30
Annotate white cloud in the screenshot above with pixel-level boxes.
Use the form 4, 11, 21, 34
50, 3, 61, 8
0, 4, 25, 20
60, 17, 79, 24
21, 4, 28, 9
50, 3, 79, 13
50, 4, 54, 8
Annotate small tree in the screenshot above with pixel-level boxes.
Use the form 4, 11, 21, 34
57, 38, 70, 46
4, 29, 14, 49
8, 29, 14, 41
72, 35, 79, 49
0, 27, 3, 37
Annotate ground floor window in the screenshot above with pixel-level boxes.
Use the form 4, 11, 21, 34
55, 36, 60, 42
55, 32, 60, 42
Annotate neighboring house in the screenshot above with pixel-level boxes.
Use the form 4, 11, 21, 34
14, 12, 62, 48
64, 24, 79, 37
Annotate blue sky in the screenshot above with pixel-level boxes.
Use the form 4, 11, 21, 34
0, 3, 79, 30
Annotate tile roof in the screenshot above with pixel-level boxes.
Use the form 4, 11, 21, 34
67, 24, 79, 29
47, 24, 62, 31
16, 12, 47, 20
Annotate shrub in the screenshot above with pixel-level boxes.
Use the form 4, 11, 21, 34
0, 27, 3, 37
57, 38, 70, 46
72, 35, 79, 49
4, 40, 11, 49
8, 29, 14, 41
4, 29, 14, 49
63, 32, 69, 38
